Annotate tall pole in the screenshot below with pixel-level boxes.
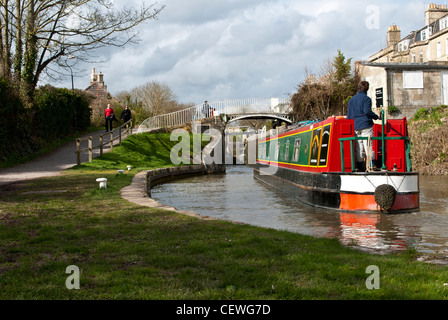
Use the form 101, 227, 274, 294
66, 57, 77, 131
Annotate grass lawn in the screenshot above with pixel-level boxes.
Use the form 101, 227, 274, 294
1, 132, 448, 300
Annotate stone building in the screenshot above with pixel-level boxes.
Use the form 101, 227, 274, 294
358, 3, 448, 118
85, 68, 111, 100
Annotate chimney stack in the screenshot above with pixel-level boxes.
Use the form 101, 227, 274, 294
91, 68, 97, 83
387, 25, 401, 48
425, 3, 448, 26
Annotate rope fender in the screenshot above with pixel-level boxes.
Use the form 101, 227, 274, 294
374, 184, 397, 212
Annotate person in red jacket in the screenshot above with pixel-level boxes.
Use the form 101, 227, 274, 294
105, 104, 115, 132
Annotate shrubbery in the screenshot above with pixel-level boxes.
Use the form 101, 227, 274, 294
0, 78, 92, 166
291, 50, 359, 121
34, 85, 92, 139
409, 105, 448, 175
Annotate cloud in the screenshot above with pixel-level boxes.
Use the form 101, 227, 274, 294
57, 0, 431, 106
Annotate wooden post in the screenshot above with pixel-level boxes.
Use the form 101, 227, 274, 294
100, 135, 103, 157
88, 136, 93, 163
119, 126, 122, 146
76, 138, 81, 165
110, 132, 113, 152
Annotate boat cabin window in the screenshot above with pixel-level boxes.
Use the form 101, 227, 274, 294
274, 142, 280, 161
293, 138, 301, 162
285, 140, 290, 161
258, 143, 265, 159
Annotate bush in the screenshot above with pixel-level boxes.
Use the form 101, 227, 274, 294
387, 105, 399, 114
34, 85, 92, 138
413, 107, 429, 121
0, 81, 93, 166
0, 77, 36, 164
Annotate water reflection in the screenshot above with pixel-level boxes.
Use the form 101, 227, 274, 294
151, 166, 448, 257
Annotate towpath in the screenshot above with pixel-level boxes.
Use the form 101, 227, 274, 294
0, 130, 123, 187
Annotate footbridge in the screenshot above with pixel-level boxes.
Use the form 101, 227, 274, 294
137, 97, 293, 132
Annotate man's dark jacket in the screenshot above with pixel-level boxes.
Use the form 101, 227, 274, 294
347, 91, 379, 131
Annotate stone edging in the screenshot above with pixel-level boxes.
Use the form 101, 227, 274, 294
120, 165, 219, 220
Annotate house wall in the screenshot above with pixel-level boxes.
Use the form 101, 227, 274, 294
357, 64, 388, 110
389, 70, 443, 118
359, 64, 445, 119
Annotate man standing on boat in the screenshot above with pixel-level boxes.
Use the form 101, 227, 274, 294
347, 81, 380, 172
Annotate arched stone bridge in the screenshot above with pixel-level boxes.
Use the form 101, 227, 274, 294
137, 97, 293, 132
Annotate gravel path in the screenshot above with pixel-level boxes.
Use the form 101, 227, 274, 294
0, 130, 125, 186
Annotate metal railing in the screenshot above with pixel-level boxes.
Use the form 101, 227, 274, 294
339, 111, 412, 172
137, 97, 291, 133
75, 120, 133, 165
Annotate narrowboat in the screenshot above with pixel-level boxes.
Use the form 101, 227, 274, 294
253, 112, 419, 213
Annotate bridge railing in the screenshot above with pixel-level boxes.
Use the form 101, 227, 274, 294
137, 97, 291, 133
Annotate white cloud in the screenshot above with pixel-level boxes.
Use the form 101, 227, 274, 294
55, 0, 431, 106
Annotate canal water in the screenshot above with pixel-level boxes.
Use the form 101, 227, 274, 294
151, 166, 448, 257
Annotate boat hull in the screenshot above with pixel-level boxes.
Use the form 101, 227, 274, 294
252, 164, 419, 213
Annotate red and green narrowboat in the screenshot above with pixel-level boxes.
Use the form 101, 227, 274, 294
253, 112, 419, 213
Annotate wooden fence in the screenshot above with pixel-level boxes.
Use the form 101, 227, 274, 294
75, 120, 133, 165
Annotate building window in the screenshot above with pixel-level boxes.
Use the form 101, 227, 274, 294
412, 52, 416, 62
446, 38, 448, 56
403, 71, 424, 89
437, 41, 442, 58
420, 51, 424, 62
421, 29, 428, 41
441, 17, 448, 31
397, 40, 410, 52
274, 142, 279, 161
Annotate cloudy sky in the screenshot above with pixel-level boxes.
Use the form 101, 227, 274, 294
59, 0, 430, 105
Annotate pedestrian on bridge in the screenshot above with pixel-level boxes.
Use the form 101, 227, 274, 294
202, 100, 211, 118
105, 104, 115, 132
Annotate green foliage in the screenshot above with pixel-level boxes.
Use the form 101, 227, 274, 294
388, 105, 399, 114
291, 50, 359, 121
412, 105, 448, 125
0, 78, 92, 166
333, 49, 352, 82
413, 108, 430, 121
34, 85, 92, 138
0, 77, 34, 163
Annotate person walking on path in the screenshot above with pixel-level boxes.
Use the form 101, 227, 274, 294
121, 105, 132, 124
105, 104, 115, 132
347, 80, 380, 172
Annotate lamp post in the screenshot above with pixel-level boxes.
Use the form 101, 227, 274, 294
66, 56, 77, 130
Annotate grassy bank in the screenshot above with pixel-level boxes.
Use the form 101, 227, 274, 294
1, 133, 448, 300
408, 105, 448, 175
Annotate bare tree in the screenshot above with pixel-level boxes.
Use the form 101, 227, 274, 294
0, 0, 165, 105
291, 50, 358, 121
116, 81, 195, 124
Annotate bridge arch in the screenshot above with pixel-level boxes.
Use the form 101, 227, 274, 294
226, 114, 293, 124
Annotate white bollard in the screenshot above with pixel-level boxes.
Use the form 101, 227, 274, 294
96, 178, 108, 189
